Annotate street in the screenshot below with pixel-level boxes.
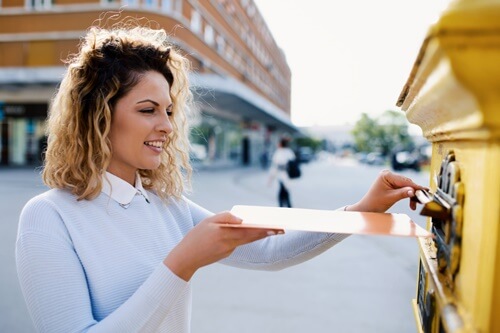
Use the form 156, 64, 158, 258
1, 156, 428, 333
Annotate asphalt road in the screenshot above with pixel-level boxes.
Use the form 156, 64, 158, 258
0, 155, 428, 333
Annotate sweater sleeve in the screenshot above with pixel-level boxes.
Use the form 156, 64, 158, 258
182, 197, 350, 272
184, 197, 213, 225
16, 197, 189, 333
221, 207, 351, 271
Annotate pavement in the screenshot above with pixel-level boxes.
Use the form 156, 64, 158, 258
0, 156, 428, 332
189, 157, 427, 333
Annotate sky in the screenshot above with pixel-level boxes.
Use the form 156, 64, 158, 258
253, 0, 450, 127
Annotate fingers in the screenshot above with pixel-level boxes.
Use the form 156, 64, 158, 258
386, 186, 414, 204
381, 169, 428, 191
211, 212, 284, 236
409, 199, 417, 211
208, 212, 284, 246
236, 228, 284, 243
209, 211, 243, 225
383, 170, 428, 211
222, 226, 284, 245
382, 171, 423, 211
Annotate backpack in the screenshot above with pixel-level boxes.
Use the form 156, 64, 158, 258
286, 159, 301, 179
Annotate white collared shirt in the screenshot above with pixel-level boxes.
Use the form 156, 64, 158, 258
101, 172, 150, 208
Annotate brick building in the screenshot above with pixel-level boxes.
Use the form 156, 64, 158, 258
0, 0, 297, 166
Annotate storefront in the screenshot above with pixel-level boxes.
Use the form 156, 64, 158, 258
189, 112, 278, 167
0, 103, 47, 166
190, 73, 298, 167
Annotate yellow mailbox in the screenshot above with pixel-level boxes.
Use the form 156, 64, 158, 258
397, 0, 500, 332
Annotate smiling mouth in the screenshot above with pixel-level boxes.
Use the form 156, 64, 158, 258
144, 141, 164, 149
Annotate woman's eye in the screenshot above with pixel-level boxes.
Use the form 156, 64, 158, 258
166, 110, 173, 117
139, 108, 155, 114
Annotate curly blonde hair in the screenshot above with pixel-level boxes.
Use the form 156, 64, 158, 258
43, 24, 193, 201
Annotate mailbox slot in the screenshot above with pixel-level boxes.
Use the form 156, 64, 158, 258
417, 151, 464, 282
413, 151, 466, 333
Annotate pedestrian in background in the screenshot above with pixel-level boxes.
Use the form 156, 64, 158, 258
16, 21, 425, 333
268, 137, 296, 207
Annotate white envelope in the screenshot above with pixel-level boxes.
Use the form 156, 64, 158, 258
222, 205, 432, 238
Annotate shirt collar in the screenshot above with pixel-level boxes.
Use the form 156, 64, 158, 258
101, 171, 150, 207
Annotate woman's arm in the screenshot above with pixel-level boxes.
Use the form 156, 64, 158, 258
221, 170, 424, 271
16, 196, 188, 333
168, 171, 424, 277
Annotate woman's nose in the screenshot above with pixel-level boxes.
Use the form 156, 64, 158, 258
156, 112, 173, 134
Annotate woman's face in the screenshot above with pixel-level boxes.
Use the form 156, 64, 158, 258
108, 70, 173, 184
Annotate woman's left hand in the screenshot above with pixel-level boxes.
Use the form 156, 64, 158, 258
347, 169, 427, 213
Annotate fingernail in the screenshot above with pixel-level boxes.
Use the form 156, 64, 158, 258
407, 190, 414, 197
267, 231, 277, 236
277, 230, 285, 235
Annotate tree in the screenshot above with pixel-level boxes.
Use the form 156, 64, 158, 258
351, 110, 414, 156
377, 110, 415, 155
294, 136, 322, 152
351, 113, 380, 153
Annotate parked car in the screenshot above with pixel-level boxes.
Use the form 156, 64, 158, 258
355, 152, 368, 164
390, 150, 420, 171
296, 147, 315, 163
366, 152, 386, 165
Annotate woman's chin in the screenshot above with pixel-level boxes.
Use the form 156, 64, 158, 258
141, 160, 162, 171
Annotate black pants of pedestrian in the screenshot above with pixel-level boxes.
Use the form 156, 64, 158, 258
278, 181, 292, 208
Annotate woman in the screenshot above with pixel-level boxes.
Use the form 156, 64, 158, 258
16, 23, 424, 332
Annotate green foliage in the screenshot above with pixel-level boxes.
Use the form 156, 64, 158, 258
351, 113, 379, 153
294, 136, 322, 151
351, 110, 414, 156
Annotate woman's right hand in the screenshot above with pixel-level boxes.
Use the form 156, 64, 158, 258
163, 212, 281, 281
348, 169, 426, 213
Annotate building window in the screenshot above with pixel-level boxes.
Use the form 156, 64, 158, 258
247, 4, 255, 17
122, 0, 138, 7
204, 25, 214, 45
27, 0, 52, 10
225, 45, 234, 61
174, 0, 182, 13
144, 0, 157, 9
216, 35, 226, 53
191, 10, 201, 33
161, 0, 172, 12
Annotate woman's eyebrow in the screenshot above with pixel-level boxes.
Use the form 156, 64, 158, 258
136, 99, 159, 106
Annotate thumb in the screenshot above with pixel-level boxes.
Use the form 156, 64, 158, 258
394, 187, 415, 201
211, 212, 243, 225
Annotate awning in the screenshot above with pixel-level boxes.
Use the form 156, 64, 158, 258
190, 73, 299, 133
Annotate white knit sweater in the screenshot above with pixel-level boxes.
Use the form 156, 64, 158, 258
16, 173, 348, 332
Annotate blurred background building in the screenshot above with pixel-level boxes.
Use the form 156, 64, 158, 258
0, 0, 298, 167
